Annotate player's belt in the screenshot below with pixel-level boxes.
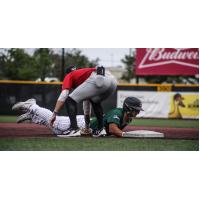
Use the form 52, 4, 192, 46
96, 66, 105, 76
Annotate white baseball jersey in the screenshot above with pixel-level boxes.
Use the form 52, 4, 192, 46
29, 104, 85, 135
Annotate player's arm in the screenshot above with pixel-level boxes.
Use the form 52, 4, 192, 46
109, 123, 124, 137
50, 89, 69, 126
55, 89, 69, 112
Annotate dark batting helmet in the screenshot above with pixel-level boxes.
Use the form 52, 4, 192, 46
65, 66, 77, 75
123, 97, 144, 112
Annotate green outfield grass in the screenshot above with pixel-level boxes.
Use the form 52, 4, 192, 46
0, 116, 199, 128
0, 137, 198, 151
130, 118, 199, 128
0, 116, 17, 122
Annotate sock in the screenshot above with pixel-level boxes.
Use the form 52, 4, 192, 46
65, 97, 78, 129
91, 101, 103, 130
84, 114, 90, 129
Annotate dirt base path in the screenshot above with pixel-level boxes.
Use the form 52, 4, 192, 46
0, 123, 198, 139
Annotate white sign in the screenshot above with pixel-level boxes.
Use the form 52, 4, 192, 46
117, 91, 199, 119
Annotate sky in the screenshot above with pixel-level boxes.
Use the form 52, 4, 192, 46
25, 48, 131, 67
78, 48, 130, 67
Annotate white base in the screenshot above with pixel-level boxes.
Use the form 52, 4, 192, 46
123, 130, 164, 138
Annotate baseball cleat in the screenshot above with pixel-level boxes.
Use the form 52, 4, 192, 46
92, 128, 107, 137
57, 128, 81, 138
64, 128, 81, 137
12, 98, 36, 113
16, 113, 32, 123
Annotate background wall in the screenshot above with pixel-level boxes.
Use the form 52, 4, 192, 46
0, 81, 198, 119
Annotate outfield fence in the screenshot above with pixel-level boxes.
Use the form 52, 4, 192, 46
0, 80, 198, 119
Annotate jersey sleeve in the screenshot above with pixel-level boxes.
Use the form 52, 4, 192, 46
62, 74, 72, 90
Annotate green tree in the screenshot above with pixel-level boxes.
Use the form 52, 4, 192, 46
33, 48, 53, 81
144, 75, 199, 84
52, 48, 99, 80
0, 48, 38, 80
51, 52, 62, 80
0, 50, 7, 79
121, 52, 136, 82
0, 48, 99, 81
65, 48, 99, 68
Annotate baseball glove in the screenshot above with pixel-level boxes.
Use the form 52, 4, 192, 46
80, 128, 93, 136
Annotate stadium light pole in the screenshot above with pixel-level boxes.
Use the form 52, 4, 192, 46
61, 48, 65, 81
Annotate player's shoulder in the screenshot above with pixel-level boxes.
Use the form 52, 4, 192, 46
106, 108, 123, 119
105, 108, 123, 125
70, 67, 95, 75
76, 67, 95, 72
108, 108, 123, 114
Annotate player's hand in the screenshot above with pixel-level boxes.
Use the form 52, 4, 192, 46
50, 113, 56, 127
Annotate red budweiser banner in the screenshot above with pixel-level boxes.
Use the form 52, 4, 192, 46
135, 48, 199, 75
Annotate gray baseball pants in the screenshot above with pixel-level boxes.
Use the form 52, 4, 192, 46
69, 70, 117, 103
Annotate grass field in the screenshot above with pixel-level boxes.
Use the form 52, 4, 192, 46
0, 116, 199, 151
0, 137, 198, 151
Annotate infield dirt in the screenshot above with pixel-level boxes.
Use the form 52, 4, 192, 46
0, 123, 198, 139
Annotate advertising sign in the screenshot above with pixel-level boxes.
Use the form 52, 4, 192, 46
136, 48, 199, 75
168, 93, 199, 119
117, 91, 199, 119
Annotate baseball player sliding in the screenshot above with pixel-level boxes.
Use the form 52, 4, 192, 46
12, 96, 144, 137
50, 66, 117, 137
13, 99, 86, 135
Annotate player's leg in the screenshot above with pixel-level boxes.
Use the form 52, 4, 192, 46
89, 101, 106, 137
63, 73, 98, 135
29, 104, 77, 135
91, 73, 117, 136
14, 102, 68, 135
90, 101, 103, 130
15, 103, 64, 135
30, 104, 53, 126
17, 111, 85, 136
69, 72, 106, 102
12, 98, 36, 113
83, 100, 91, 129
70, 70, 117, 103
56, 115, 86, 138
69, 71, 116, 137
12, 99, 61, 126
31, 105, 86, 136
13, 99, 85, 136
65, 96, 79, 131
91, 77, 117, 103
